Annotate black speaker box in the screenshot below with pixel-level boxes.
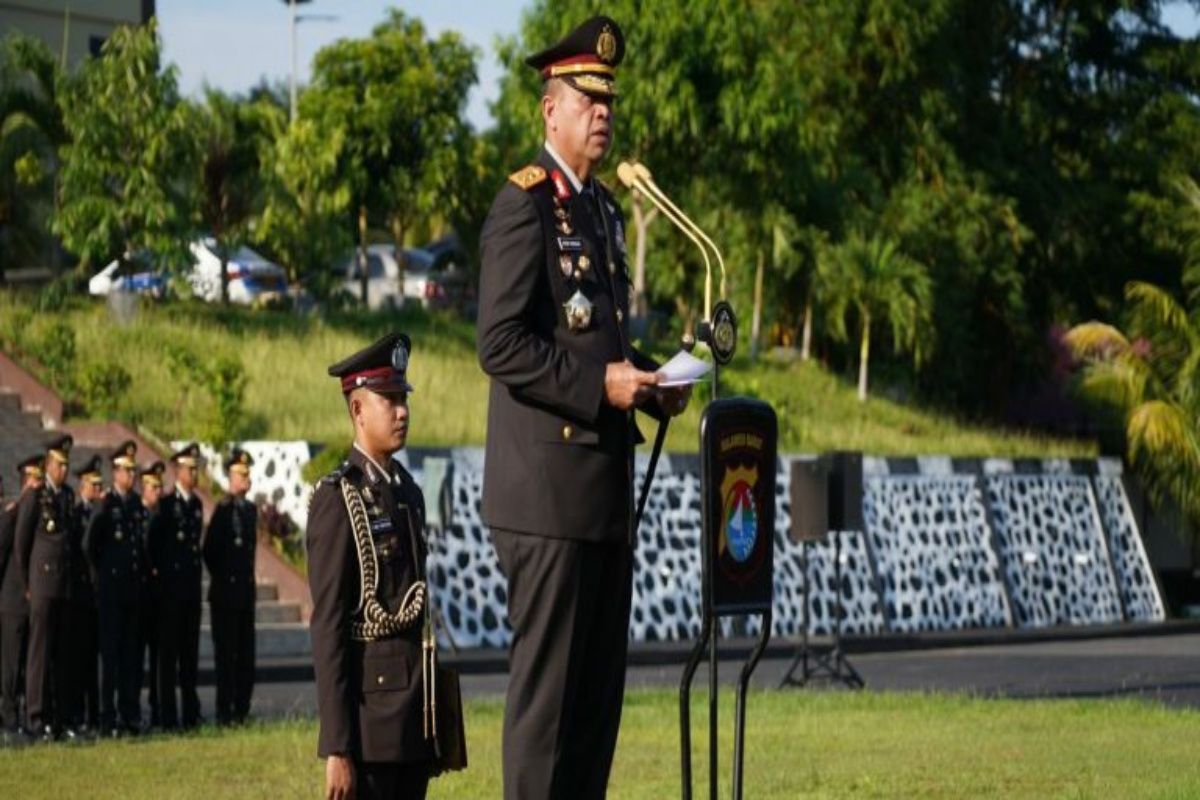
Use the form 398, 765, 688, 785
789, 458, 828, 542
826, 451, 863, 532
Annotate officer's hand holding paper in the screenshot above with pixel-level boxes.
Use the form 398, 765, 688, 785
654, 350, 707, 417
656, 349, 711, 387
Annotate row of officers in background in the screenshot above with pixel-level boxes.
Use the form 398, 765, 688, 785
0, 436, 259, 743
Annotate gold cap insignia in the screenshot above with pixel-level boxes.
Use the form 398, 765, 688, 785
597, 25, 617, 63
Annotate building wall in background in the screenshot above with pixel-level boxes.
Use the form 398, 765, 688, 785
0, 0, 152, 68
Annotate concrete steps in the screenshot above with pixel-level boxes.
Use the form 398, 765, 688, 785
197, 578, 310, 661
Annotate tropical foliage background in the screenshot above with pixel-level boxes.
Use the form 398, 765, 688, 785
3, 1, 1200, 527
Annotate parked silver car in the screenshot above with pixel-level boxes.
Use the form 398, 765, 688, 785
332, 245, 469, 311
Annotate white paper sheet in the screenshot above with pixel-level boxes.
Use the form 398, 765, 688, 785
655, 349, 711, 387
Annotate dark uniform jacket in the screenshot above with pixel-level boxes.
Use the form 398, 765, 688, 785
84, 490, 148, 605
15, 481, 77, 601
203, 496, 256, 608
477, 147, 663, 542
306, 446, 433, 764
0, 500, 27, 616
70, 498, 100, 604
149, 491, 204, 600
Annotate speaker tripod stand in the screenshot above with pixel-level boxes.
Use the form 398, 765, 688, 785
780, 530, 864, 689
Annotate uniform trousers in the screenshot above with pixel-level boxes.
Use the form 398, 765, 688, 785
157, 591, 201, 728
491, 529, 633, 800
357, 761, 431, 800
211, 603, 255, 723
25, 596, 69, 731
98, 592, 142, 730
0, 613, 27, 730
141, 594, 158, 724
64, 596, 99, 729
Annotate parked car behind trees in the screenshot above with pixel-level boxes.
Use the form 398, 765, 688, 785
330, 244, 472, 312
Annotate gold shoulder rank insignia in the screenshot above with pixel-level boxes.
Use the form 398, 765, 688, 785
508, 165, 547, 190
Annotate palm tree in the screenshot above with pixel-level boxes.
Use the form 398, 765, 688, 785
0, 34, 64, 278
1065, 177, 1200, 530
817, 232, 934, 401
197, 90, 271, 304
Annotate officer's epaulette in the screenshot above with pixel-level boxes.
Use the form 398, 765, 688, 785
320, 460, 360, 487
508, 165, 547, 191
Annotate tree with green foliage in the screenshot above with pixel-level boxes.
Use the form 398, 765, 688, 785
302, 10, 477, 307
818, 234, 933, 401
1066, 177, 1200, 538
255, 116, 351, 290
196, 90, 275, 304
54, 21, 197, 277
489, 0, 1200, 421
0, 33, 64, 278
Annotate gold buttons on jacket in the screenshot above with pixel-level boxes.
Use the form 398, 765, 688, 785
616, 309, 624, 322
562, 425, 573, 441
376, 675, 385, 686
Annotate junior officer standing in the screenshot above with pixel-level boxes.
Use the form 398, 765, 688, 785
307, 333, 439, 799
15, 435, 78, 741
85, 440, 148, 736
0, 457, 41, 738
476, 16, 689, 798
151, 444, 205, 730
66, 455, 104, 735
203, 449, 257, 726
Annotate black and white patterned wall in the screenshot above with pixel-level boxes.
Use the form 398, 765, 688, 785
402, 449, 1165, 648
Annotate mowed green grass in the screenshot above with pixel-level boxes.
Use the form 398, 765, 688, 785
0, 689, 1197, 798
0, 291, 1095, 457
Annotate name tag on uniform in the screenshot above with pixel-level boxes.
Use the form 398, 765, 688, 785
370, 517, 394, 534
557, 237, 583, 252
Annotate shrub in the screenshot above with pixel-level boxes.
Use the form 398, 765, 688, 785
77, 361, 132, 416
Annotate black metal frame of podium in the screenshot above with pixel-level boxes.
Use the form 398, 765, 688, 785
780, 452, 865, 689
678, 320, 777, 800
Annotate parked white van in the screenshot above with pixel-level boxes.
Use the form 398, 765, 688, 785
188, 238, 289, 305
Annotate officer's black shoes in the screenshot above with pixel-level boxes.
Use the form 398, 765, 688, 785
39, 725, 55, 744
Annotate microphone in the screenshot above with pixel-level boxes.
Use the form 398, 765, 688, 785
630, 163, 726, 320
616, 162, 715, 321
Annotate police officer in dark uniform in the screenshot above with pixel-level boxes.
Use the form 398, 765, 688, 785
15, 435, 78, 741
150, 444, 204, 730
203, 449, 257, 725
65, 455, 104, 735
139, 461, 165, 728
307, 333, 437, 800
85, 440, 148, 736
0, 458, 40, 738
477, 16, 690, 798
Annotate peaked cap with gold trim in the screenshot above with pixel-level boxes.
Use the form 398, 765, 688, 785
110, 440, 138, 469
140, 461, 166, 488
225, 448, 254, 476
525, 15, 624, 98
45, 434, 72, 465
74, 454, 104, 484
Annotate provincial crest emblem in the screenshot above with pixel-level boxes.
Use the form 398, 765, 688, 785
719, 465, 759, 564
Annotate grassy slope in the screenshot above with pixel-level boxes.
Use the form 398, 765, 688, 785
0, 292, 1095, 456
0, 690, 1196, 798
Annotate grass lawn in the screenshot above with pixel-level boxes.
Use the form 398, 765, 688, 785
0, 291, 1095, 457
1, 689, 1197, 798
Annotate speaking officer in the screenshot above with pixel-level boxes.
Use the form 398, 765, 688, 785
85, 440, 148, 736
150, 444, 204, 730
139, 461, 165, 728
0, 458, 41, 736
308, 333, 437, 800
65, 455, 104, 734
203, 449, 257, 726
476, 16, 690, 798
15, 435, 78, 741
